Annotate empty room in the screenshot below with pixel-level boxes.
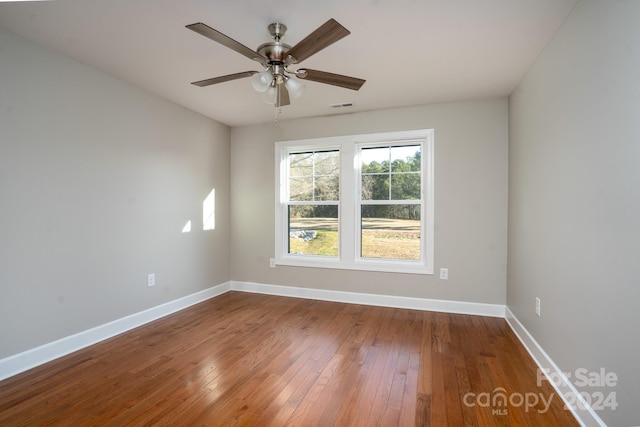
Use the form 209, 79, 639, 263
0, 0, 638, 426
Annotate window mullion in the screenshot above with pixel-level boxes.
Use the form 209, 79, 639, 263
340, 142, 356, 263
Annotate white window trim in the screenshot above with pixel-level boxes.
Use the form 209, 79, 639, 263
275, 129, 434, 275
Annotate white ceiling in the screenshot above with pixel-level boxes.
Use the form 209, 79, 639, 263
0, 0, 577, 127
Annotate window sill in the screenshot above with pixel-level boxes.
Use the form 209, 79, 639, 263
274, 256, 434, 275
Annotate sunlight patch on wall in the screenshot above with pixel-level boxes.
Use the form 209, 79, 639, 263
182, 220, 192, 233
203, 189, 215, 231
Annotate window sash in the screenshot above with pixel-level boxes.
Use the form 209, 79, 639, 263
286, 149, 340, 203
287, 203, 339, 258
356, 141, 425, 263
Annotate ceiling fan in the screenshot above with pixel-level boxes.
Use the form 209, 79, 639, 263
186, 18, 366, 108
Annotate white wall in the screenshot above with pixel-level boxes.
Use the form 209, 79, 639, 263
508, 1, 640, 425
0, 28, 231, 358
231, 99, 508, 305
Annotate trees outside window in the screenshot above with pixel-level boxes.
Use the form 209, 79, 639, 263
359, 145, 422, 260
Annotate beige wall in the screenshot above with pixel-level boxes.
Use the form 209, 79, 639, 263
0, 28, 231, 358
508, 1, 640, 425
231, 99, 508, 304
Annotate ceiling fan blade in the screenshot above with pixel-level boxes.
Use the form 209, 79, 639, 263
276, 83, 291, 107
285, 19, 350, 64
191, 71, 257, 87
297, 69, 365, 91
186, 23, 268, 66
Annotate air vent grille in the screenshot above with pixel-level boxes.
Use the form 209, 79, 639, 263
329, 102, 354, 108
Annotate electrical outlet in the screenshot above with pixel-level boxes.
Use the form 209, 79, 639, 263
439, 268, 448, 280
269, 258, 276, 268
147, 273, 155, 287
535, 297, 541, 317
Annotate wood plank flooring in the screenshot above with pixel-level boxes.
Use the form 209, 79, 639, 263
0, 292, 579, 426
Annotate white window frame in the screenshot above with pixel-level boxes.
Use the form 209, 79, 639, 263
275, 129, 434, 275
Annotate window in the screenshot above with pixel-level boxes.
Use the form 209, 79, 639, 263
359, 144, 422, 261
275, 130, 434, 274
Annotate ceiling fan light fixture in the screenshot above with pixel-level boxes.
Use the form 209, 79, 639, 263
251, 70, 273, 93
284, 77, 304, 100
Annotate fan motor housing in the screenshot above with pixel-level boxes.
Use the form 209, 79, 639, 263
257, 42, 291, 63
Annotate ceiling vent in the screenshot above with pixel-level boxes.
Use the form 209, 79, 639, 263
330, 102, 354, 108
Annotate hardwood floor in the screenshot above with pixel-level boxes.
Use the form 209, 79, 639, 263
0, 292, 579, 426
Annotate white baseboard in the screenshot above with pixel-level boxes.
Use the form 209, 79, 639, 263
230, 280, 505, 317
505, 307, 606, 427
0, 282, 232, 381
